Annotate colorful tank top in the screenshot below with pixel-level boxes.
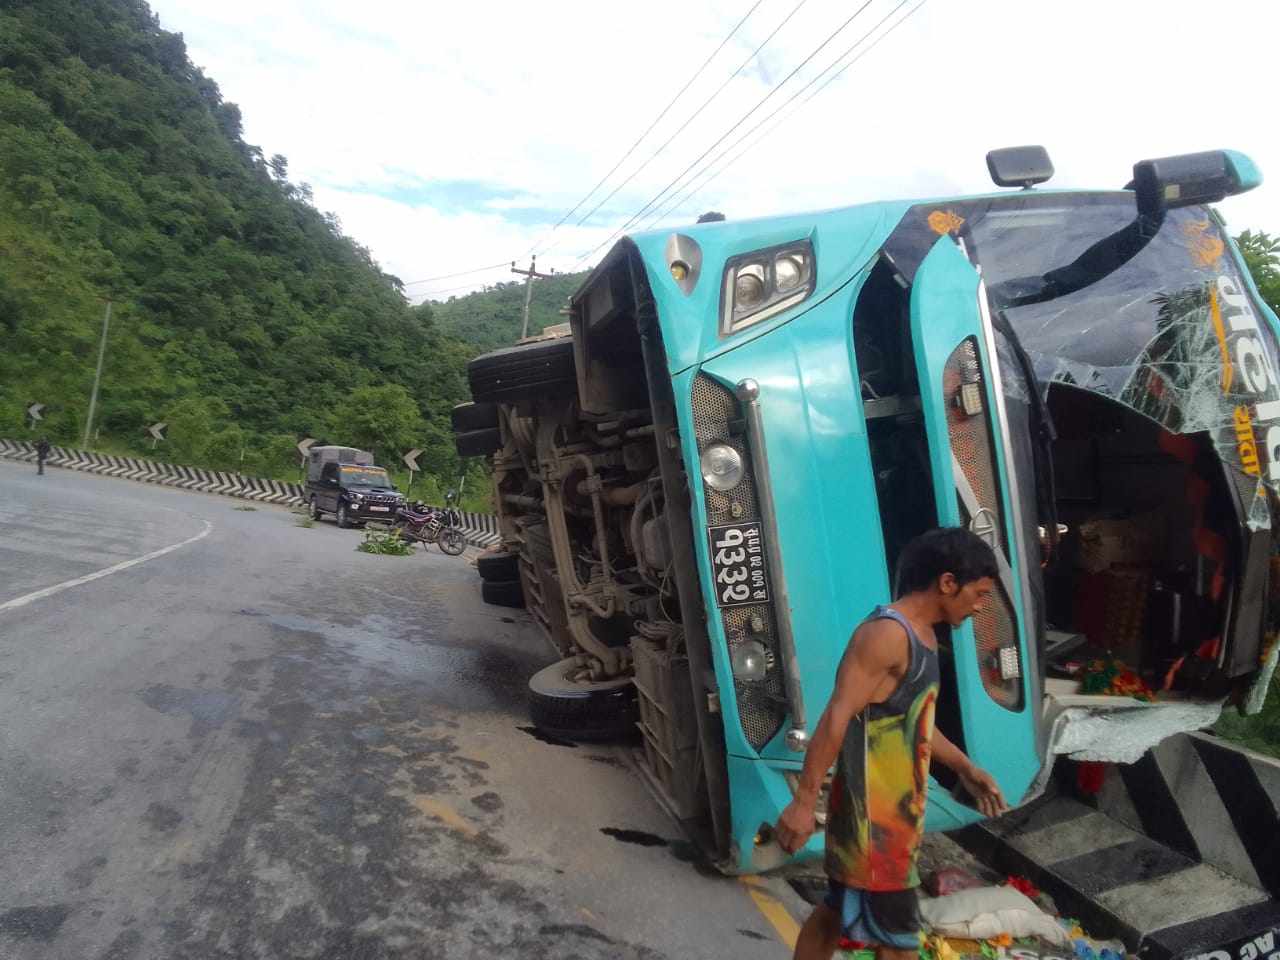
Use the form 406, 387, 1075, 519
825, 605, 940, 891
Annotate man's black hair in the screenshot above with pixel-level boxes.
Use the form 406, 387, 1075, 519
896, 527, 998, 596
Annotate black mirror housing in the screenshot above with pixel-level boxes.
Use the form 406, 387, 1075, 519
987, 146, 1054, 188
1132, 150, 1261, 218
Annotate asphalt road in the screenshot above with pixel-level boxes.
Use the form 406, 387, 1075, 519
0, 460, 806, 960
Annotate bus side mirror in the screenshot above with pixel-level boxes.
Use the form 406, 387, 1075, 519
986, 145, 1054, 189
1131, 150, 1261, 219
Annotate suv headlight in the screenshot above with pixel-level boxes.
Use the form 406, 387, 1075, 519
720, 240, 815, 336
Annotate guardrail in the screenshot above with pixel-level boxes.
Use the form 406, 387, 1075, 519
0, 438, 502, 548
0, 438, 304, 503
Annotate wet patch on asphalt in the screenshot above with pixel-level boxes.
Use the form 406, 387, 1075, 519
141, 802, 183, 832
160, 600, 665, 959
470, 791, 503, 812
137, 684, 240, 739
66, 854, 109, 890
115, 757, 140, 779
517, 725, 578, 748
0, 904, 71, 942
99, 926, 144, 960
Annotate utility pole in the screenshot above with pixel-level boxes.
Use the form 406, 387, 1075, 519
511, 256, 555, 341
83, 299, 112, 448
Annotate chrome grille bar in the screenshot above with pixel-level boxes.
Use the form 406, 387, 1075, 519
734, 378, 808, 752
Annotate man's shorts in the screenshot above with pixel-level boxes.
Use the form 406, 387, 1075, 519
824, 879, 920, 950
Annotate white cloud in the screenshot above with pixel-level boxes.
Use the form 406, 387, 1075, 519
153, 0, 1280, 301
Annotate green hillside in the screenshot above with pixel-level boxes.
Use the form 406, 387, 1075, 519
430, 271, 589, 354
0, 0, 475, 487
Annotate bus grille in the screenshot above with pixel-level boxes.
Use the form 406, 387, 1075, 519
690, 373, 786, 749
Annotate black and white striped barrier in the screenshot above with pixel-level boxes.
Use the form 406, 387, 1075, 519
456, 510, 500, 548
411, 507, 500, 549
957, 732, 1280, 958
0, 438, 505, 546
0, 438, 305, 506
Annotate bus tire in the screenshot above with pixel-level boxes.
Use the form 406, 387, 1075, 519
451, 401, 499, 432
476, 550, 519, 581
480, 577, 524, 608
455, 428, 502, 459
468, 338, 576, 404
528, 657, 637, 742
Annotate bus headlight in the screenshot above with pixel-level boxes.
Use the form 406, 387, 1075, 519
734, 266, 767, 308
774, 253, 806, 292
721, 240, 815, 336
731, 639, 770, 681
700, 442, 744, 491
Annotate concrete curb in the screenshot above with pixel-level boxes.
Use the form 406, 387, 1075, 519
0, 438, 502, 548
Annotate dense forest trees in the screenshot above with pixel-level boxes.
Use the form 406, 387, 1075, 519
0, 0, 479, 490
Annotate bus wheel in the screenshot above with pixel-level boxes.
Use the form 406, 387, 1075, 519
528, 657, 637, 742
480, 578, 524, 607
476, 550, 519, 581
467, 338, 575, 404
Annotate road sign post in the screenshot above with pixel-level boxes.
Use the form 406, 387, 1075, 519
402, 448, 421, 495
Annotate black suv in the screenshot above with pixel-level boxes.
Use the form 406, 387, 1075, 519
307, 462, 404, 528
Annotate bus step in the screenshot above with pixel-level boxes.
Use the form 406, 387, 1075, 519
955, 794, 1280, 958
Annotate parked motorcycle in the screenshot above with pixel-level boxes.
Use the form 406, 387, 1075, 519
392, 501, 466, 556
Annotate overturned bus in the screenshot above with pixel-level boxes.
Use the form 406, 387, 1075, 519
452, 148, 1279, 873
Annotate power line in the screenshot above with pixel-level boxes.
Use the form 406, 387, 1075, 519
399, 261, 513, 286
524, 0, 766, 259
412, 278, 510, 300
538, 0, 812, 259
643, 0, 926, 232
572, 0, 885, 267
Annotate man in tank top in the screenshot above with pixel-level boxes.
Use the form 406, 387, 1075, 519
776, 527, 1008, 959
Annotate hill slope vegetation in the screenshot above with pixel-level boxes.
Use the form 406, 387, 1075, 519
0, 0, 474, 485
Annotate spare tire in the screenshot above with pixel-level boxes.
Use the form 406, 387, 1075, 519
476, 550, 520, 581
528, 657, 638, 741
451, 401, 499, 432
455, 428, 501, 459
481, 577, 524, 608
468, 338, 576, 404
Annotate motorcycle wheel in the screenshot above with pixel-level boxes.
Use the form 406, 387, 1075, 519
438, 527, 466, 556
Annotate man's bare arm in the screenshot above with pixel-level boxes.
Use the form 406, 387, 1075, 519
931, 726, 1008, 818
930, 726, 970, 772
775, 620, 906, 853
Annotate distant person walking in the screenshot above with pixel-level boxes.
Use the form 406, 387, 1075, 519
35, 436, 51, 476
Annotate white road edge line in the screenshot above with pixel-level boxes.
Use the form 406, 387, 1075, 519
0, 519, 214, 612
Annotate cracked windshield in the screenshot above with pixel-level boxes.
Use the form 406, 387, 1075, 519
3, 1, 1280, 959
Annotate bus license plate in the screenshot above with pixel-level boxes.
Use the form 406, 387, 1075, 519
707, 522, 769, 607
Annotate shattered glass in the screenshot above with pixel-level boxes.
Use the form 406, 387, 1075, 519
964, 198, 1280, 531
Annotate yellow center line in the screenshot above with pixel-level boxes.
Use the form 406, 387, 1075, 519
740, 875, 801, 950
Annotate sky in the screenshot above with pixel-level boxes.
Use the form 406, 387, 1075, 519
151, 0, 1280, 303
